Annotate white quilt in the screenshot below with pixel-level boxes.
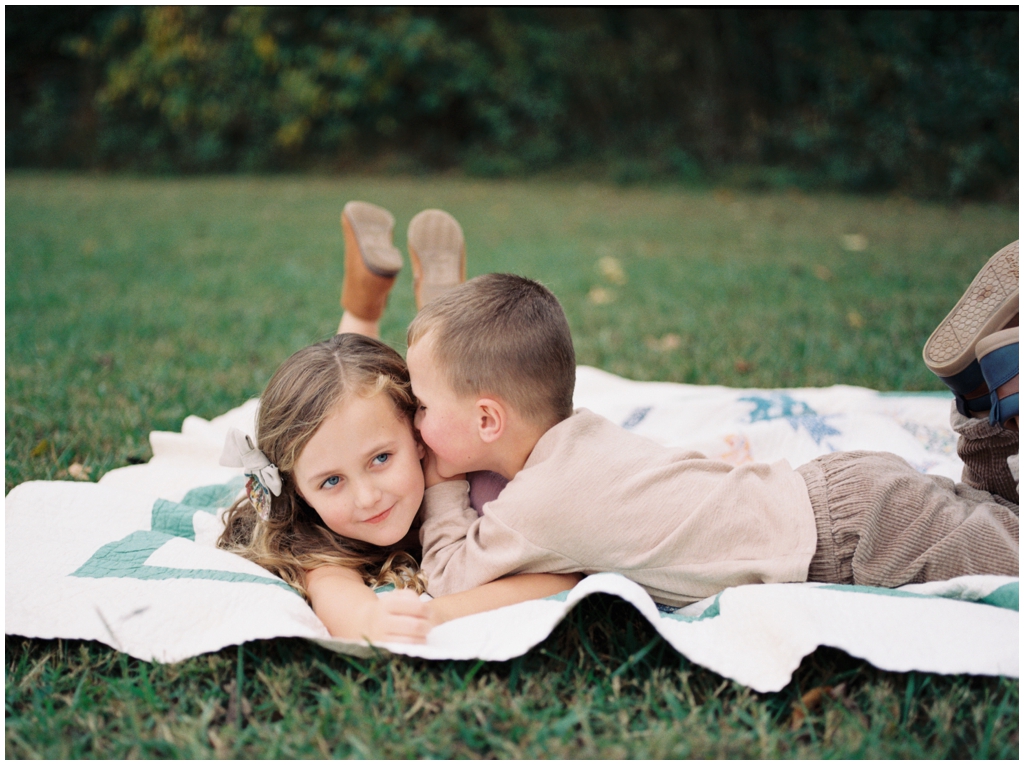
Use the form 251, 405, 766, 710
6, 366, 1018, 693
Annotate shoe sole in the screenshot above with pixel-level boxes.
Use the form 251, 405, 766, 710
342, 201, 403, 277
407, 209, 466, 309
923, 240, 1019, 378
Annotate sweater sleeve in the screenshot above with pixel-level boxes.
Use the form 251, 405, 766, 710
418, 480, 574, 597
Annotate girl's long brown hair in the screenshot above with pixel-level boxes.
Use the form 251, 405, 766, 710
217, 333, 426, 601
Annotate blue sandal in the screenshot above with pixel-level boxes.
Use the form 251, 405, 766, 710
923, 241, 1018, 417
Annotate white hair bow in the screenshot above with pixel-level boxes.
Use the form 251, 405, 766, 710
219, 427, 282, 519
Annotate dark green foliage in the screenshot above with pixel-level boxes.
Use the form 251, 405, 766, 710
6, 8, 1018, 198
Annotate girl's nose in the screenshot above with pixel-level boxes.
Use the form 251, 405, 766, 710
353, 477, 382, 509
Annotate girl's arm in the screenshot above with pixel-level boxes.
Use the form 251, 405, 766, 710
305, 564, 434, 643
306, 564, 581, 642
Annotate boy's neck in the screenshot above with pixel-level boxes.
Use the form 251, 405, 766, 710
483, 416, 552, 481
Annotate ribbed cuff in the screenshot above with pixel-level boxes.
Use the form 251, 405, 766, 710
798, 459, 844, 584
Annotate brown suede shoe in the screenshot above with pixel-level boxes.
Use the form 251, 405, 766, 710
407, 209, 466, 310
340, 201, 403, 321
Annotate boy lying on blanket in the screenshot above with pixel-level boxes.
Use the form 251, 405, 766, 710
409, 246, 1019, 607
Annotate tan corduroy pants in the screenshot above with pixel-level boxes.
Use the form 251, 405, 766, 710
800, 404, 1019, 587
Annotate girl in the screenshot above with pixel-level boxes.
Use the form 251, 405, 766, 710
218, 202, 577, 643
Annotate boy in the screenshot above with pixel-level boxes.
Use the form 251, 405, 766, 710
406, 247, 1019, 606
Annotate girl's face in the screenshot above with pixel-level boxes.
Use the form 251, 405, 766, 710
292, 391, 426, 548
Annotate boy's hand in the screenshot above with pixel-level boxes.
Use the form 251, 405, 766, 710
422, 446, 465, 488
364, 589, 437, 644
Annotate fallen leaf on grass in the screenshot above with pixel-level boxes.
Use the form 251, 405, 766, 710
847, 311, 865, 328
842, 233, 868, 252
789, 683, 847, 730
597, 256, 628, 285
814, 264, 833, 281
734, 359, 754, 374
68, 463, 91, 481
30, 439, 51, 458
589, 286, 615, 305
646, 334, 681, 352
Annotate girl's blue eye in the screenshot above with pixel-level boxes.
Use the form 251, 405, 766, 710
322, 476, 340, 488
372, 453, 390, 466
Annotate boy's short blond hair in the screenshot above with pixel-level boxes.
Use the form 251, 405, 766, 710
407, 273, 576, 427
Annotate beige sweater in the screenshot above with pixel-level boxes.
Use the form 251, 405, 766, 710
419, 409, 818, 607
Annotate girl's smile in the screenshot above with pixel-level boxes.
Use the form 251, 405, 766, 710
292, 391, 426, 547
364, 506, 392, 524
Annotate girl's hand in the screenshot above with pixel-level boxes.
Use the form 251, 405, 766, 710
422, 446, 465, 488
365, 588, 436, 644
306, 565, 436, 643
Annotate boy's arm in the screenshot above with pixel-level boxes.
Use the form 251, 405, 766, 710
306, 563, 579, 641
430, 572, 582, 624
419, 481, 575, 596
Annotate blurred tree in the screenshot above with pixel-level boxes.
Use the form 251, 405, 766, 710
5, 7, 1018, 199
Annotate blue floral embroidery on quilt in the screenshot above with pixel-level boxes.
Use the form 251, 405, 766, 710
739, 392, 841, 446
621, 406, 652, 430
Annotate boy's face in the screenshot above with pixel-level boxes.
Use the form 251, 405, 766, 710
407, 335, 484, 479
292, 392, 425, 547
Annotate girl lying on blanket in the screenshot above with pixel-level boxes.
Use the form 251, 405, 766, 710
218, 203, 579, 643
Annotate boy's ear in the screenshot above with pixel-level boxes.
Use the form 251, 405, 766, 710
475, 397, 506, 444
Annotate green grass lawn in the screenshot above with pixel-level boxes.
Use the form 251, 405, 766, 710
5, 172, 1019, 757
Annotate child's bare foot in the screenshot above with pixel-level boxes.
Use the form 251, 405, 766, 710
407, 209, 465, 310
923, 241, 1018, 419
338, 202, 403, 336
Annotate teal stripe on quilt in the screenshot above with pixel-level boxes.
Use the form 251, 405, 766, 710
181, 477, 246, 508
818, 582, 1018, 611
817, 584, 934, 600
151, 477, 247, 540
978, 582, 1019, 611
70, 477, 296, 595
71, 530, 294, 592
